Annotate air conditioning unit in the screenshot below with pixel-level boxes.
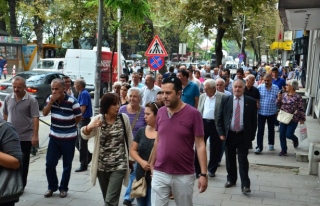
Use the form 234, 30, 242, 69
308, 143, 320, 175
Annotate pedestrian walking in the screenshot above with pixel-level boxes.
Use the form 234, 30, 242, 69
0, 55, 7, 79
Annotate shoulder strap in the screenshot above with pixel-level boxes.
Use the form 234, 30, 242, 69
131, 106, 141, 129
119, 114, 129, 154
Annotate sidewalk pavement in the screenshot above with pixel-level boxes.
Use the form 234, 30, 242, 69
15, 115, 320, 206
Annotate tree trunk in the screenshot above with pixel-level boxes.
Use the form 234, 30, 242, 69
8, 0, 18, 36
215, 27, 225, 67
141, 16, 154, 46
0, 5, 6, 31
33, 15, 44, 60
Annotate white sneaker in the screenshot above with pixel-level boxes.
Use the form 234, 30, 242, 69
269, 145, 274, 151
275, 126, 279, 132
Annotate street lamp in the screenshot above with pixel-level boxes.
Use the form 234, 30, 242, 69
239, 15, 250, 67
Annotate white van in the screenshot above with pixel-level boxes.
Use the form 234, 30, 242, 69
32, 58, 64, 72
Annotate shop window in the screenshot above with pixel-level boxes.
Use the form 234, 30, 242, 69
0, 46, 5, 58
6, 46, 17, 59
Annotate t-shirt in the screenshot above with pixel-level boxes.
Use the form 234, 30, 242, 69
141, 85, 161, 107
272, 77, 286, 90
3, 93, 40, 141
45, 93, 82, 140
134, 126, 155, 181
154, 104, 204, 174
181, 81, 200, 107
244, 86, 260, 100
119, 105, 146, 137
78, 89, 92, 118
0, 59, 6, 69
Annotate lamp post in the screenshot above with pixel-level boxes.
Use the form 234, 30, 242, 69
239, 15, 250, 67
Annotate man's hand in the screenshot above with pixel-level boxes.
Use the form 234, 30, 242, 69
31, 135, 39, 146
198, 176, 208, 193
220, 135, 226, 141
50, 94, 60, 103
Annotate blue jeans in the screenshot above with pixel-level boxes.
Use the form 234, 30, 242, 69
279, 121, 298, 152
124, 162, 137, 201
137, 177, 152, 206
46, 138, 76, 192
257, 114, 276, 151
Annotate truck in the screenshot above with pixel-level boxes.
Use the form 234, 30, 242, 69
32, 58, 64, 72
63, 48, 126, 95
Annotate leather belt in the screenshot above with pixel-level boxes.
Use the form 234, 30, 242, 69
203, 119, 215, 123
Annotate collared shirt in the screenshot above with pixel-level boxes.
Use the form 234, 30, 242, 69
3, 92, 40, 141
272, 77, 286, 90
244, 86, 260, 100
141, 85, 161, 107
258, 84, 279, 116
78, 89, 92, 118
224, 90, 232, 96
181, 81, 200, 107
230, 95, 244, 131
226, 79, 233, 93
131, 82, 145, 89
203, 94, 216, 120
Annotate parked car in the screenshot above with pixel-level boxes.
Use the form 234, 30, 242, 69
0, 71, 70, 109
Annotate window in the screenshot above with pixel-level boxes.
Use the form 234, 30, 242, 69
0, 46, 5, 58
5, 46, 17, 59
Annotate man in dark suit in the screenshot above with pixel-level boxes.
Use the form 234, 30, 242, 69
217, 79, 257, 194
196, 79, 224, 178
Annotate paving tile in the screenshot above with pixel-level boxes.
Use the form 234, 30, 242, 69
221, 199, 250, 206
298, 194, 320, 204
275, 192, 299, 201
252, 190, 275, 199
262, 197, 309, 206
193, 196, 222, 205
260, 186, 291, 194
231, 194, 262, 204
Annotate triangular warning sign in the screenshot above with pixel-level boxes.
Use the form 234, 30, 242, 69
145, 35, 168, 57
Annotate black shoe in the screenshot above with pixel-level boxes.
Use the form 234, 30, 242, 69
87, 153, 92, 165
224, 181, 236, 188
123, 199, 132, 206
75, 166, 87, 172
59, 190, 68, 198
209, 172, 215, 177
242, 187, 251, 194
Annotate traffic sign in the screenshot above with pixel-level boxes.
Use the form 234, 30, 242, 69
148, 56, 165, 70
145, 35, 168, 57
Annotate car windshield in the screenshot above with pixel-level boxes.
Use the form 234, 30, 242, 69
36, 60, 56, 69
16, 73, 46, 84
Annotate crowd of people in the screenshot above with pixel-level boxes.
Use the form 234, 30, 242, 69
0, 61, 306, 206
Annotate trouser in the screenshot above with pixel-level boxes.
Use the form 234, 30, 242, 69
124, 162, 137, 202
256, 114, 276, 151
279, 121, 299, 152
195, 119, 221, 175
97, 170, 126, 206
46, 138, 76, 192
151, 170, 195, 206
137, 174, 152, 206
0, 201, 16, 206
76, 118, 92, 167
20, 141, 31, 188
225, 131, 250, 189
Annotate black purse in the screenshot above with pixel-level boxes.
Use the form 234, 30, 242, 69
0, 165, 24, 203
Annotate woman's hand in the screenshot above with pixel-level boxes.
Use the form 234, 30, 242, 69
300, 121, 305, 124
140, 160, 151, 171
87, 117, 102, 130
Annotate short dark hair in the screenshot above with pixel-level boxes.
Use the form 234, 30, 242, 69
236, 68, 244, 75
100, 93, 119, 115
223, 68, 230, 76
220, 75, 227, 82
271, 67, 278, 72
121, 83, 131, 90
120, 74, 129, 81
178, 69, 189, 78
145, 101, 164, 115
162, 76, 182, 94
169, 66, 174, 72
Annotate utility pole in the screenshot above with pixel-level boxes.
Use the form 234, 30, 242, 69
117, 9, 121, 81
94, 0, 103, 115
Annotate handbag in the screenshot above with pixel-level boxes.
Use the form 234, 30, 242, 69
130, 148, 154, 199
0, 166, 24, 203
277, 110, 294, 124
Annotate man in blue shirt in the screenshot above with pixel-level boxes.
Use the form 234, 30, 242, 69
256, 74, 279, 154
74, 79, 93, 172
272, 67, 286, 91
177, 69, 200, 108
0, 55, 7, 79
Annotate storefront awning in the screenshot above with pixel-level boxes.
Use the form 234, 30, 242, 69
270, 41, 293, 51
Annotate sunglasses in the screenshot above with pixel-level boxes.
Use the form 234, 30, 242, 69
150, 101, 159, 110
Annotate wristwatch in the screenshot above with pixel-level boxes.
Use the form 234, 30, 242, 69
199, 173, 208, 178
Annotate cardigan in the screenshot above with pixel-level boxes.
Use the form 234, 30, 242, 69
81, 113, 134, 187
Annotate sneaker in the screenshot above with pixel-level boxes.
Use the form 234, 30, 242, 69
293, 140, 299, 148
254, 148, 261, 154
268, 145, 274, 151
275, 126, 279, 132
279, 151, 287, 156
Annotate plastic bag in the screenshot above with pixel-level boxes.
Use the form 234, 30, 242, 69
300, 123, 308, 141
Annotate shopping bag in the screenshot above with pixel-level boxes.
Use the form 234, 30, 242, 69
299, 123, 308, 141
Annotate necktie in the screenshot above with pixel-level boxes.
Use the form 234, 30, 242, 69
234, 98, 240, 131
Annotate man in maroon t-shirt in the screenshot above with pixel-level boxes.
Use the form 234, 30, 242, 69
150, 76, 208, 206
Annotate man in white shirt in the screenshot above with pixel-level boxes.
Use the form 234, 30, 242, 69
197, 79, 224, 177
187, 67, 201, 90
212, 67, 220, 79
141, 74, 161, 106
